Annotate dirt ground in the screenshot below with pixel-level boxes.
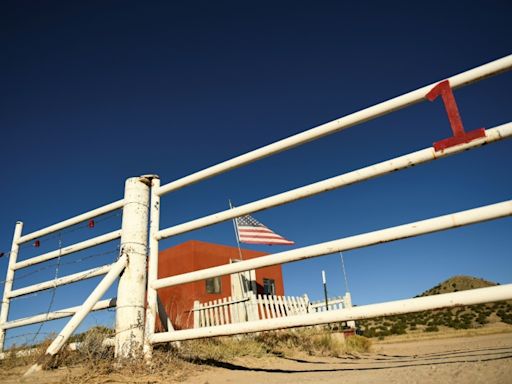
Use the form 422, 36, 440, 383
187, 332, 512, 384
2, 332, 511, 383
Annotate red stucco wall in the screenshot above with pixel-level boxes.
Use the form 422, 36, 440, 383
157, 240, 284, 329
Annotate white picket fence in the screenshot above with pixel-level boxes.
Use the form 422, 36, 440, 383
193, 293, 354, 328
310, 296, 344, 312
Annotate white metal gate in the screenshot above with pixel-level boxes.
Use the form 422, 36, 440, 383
1, 55, 511, 366
144, 55, 512, 350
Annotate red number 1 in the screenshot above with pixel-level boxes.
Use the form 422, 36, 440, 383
426, 80, 485, 151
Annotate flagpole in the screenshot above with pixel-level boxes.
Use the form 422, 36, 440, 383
339, 252, 349, 294
229, 200, 249, 298
229, 199, 244, 261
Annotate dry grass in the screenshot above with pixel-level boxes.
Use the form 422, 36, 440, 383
179, 336, 268, 361
254, 328, 372, 357
1, 327, 372, 383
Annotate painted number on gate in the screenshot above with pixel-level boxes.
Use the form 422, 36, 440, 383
426, 80, 485, 151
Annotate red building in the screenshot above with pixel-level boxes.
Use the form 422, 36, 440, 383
157, 240, 285, 329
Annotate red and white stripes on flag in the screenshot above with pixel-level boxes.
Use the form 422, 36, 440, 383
235, 214, 294, 246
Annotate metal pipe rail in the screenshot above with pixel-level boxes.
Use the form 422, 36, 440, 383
8, 264, 113, 298
157, 122, 512, 240
17, 199, 124, 245
24, 254, 128, 376
151, 284, 512, 343
152, 200, 512, 290
142, 56, 512, 354
14, 230, 121, 270
0, 222, 23, 351
156, 55, 512, 197
144, 177, 161, 357
0, 298, 116, 330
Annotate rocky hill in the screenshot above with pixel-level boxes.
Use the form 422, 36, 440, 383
358, 276, 512, 338
416, 275, 496, 297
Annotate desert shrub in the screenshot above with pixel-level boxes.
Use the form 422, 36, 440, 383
497, 309, 512, 324
364, 327, 377, 338
390, 324, 406, 335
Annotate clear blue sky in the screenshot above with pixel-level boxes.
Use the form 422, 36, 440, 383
1, 1, 510, 347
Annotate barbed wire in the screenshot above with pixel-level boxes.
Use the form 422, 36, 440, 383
3, 308, 143, 349
29, 233, 63, 345
1, 226, 122, 352
0, 255, 121, 309
0, 210, 150, 354
0, 211, 122, 258
26, 211, 122, 246
0, 247, 120, 289
5, 331, 55, 343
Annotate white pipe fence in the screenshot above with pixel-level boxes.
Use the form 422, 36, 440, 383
152, 200, 512, 291
145, 55, 512, 350
157, 122, 512, 240
0, 55, 510, 367
25, 254, 129, 376
17, 200, 124, 245
0, 180, 132, 362
144, 176, 161, 358
0, 298, 115, 330
155, 55, 511, 198
151, 284, 512, 343
8, 264, 113, 298
114, 176, 151, 358
0, 222, 23, 350
14, 230, 122, 270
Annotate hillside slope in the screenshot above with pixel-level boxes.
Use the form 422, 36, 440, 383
359, 276, 512, 338
417, 275, 496, 297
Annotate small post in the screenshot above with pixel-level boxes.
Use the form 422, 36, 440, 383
343, 292, 356, 329
303, 293, 310, 313
322, 270, 329, 311
0, 221, 23, 352
193, 301, 200, 328
115, 176, 151, 359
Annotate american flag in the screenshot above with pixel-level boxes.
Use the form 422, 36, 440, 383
235, 214, 294, 246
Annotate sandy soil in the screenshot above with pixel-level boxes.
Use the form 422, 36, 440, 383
2, 332, 511, 383
188, 332, 512, 384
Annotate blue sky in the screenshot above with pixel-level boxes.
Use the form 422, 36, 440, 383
0, 1, 510, 347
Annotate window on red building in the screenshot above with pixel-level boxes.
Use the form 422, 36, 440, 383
206, 276, 221, 294
263, 278, 275, 295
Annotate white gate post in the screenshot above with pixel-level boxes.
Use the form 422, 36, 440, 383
144, 175, 160, 358
0, 221, 23, 352
115, 176, 151, 358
